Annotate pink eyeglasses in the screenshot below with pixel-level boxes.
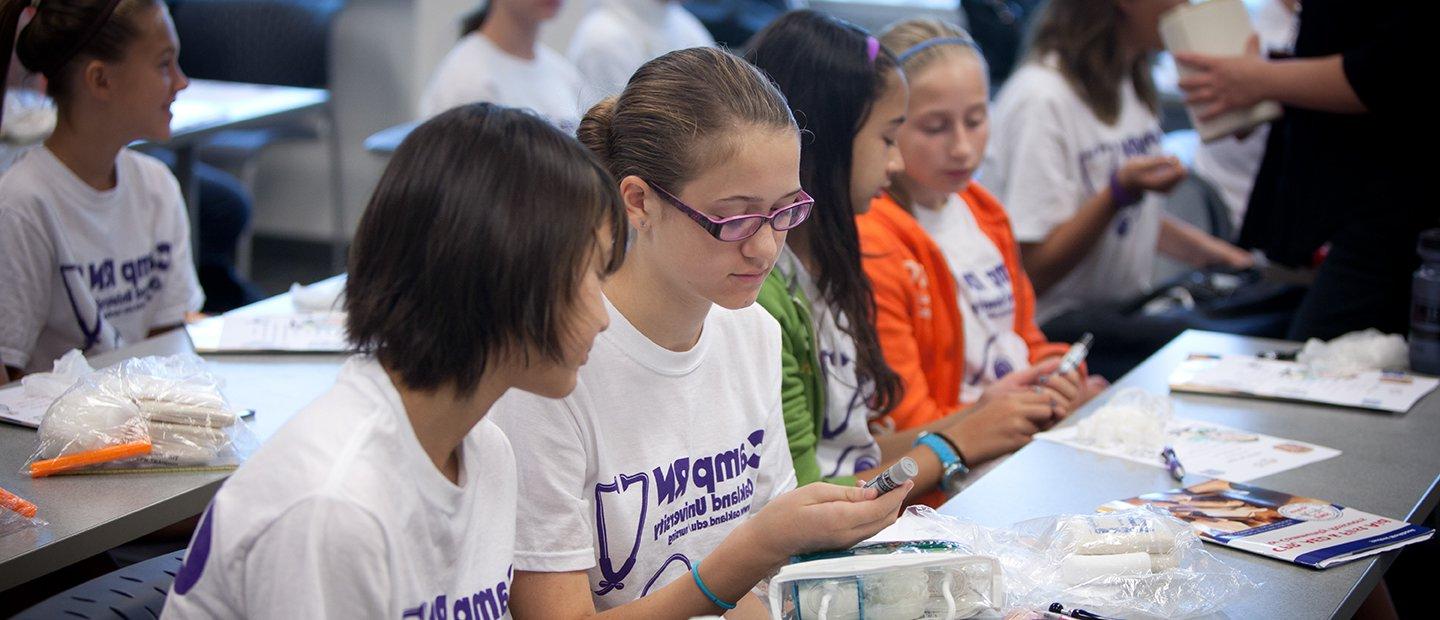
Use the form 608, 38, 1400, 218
648, 182, 815, 242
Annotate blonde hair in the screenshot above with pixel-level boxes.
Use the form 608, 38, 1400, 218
879, 18, 984, 80
1025, 0, 1158, 124
878, 18, 987, 210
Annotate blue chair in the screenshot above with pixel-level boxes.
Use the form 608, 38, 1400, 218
169, 0, 348, 272
14, 551, 186, 619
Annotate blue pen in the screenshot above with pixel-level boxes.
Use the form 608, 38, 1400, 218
1160, 445, 1186, 482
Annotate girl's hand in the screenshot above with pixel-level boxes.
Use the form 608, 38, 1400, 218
742, 481, 910, 560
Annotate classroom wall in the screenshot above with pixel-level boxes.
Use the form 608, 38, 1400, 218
246, 0, 596, 242
244, 0, 955, 242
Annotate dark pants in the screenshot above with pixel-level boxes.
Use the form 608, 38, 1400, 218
1042, 306, 1192, 381
1286, 223, 1421, 341
147, 149, 263, 313
193, 165, 263, 312
1043, 284, 1302, 380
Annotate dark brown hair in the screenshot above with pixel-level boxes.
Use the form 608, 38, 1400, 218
458, 3, 486, 37
1, 0, 160, 122
576, 46, 796, 195
746, 10, 903, 414
346, 103, 626, 396
1025, 0, 1158, 124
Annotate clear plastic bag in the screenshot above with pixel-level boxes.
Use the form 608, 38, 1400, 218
1071, 388, 1174, 460
1, 486, 46, 537
856, 506, 1256, 620
19, 349, 94, 399
23, 354, 257, 477
767, 548, 1005, 619
1005, 506, 1257, 619
1298, 328, 1409, 374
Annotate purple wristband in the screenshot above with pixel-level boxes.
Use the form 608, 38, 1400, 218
1109, 171, 1141, 209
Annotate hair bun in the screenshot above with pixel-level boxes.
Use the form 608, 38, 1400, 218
576, 96, 618, 164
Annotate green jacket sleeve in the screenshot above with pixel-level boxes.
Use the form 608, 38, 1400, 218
757, 273, 822, 487
757, 272, 859, 488
776, 314, 823, 486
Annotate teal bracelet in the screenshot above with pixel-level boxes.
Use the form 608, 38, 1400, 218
690, 560, 736, 610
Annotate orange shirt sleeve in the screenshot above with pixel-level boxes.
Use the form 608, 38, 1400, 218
859, 221, 956, 431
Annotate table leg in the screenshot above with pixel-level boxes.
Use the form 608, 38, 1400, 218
326, 103, 346, 273
173, 144, 203, 269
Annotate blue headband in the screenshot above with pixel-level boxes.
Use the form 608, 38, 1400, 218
897, 36, 980, 63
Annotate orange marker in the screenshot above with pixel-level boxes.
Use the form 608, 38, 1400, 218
28, 440, 153, 478
0, 485, 37, 518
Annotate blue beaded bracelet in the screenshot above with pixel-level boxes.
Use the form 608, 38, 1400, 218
691, 560, 737, 610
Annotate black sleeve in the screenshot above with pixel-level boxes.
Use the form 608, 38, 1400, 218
1340, 6, 1424, 115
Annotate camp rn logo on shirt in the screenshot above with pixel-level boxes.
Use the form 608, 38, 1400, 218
59, 242, 176, 350
401, 565, 513, 620
592, 429, 765, 599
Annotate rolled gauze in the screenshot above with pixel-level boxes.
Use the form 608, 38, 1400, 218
1149, 550, 1180, 572
137, 400, 237, 428
145, 421, 230, 465
1066, 514, 1185, 555
1060, 552, 1154, 586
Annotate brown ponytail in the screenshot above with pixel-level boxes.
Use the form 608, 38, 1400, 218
458, 3, 487, 38
576, 47, 796, 195
1, 0, 158, 126
575, 95, 617, 164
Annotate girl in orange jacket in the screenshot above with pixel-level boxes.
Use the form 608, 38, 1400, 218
857, 19, 1105, 432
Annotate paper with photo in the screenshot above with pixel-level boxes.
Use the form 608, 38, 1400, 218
1039, 417, 1340, 482
1102, 479, 1433, 569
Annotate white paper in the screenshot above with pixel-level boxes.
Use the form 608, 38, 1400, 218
1169, 354, 1439, 413
207, 312, 348, 353
1040, 417, 1340, 482
0, 385, 52, 428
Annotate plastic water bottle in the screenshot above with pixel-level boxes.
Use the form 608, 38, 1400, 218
1412, 229, 1440, 375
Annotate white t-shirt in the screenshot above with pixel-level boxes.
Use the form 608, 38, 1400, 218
913, 193, 1031, 403
773, 248, 883, 478
0, 146, 203, 372
985, 57, 1165, 323
163, 357, 517, 619
566, 0, 715, 106
420, 33, 585, 133
491, 295, 796, 611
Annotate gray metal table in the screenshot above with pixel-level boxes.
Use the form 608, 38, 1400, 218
0, 292, 345, 592
363, 121, 419, 156
940, 330, 1440, 619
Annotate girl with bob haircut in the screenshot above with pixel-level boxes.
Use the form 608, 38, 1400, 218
0, 0, 203, 379
749, 10, 1076, 503
492, 47, 908, 617
163, 103, 627, 618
